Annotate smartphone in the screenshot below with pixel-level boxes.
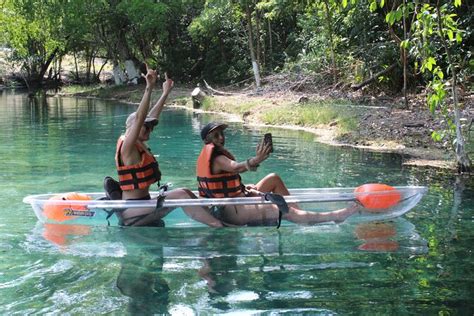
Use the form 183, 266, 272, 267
263, 133, 273, 152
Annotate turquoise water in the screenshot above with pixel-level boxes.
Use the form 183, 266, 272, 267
0, 90, 473, 314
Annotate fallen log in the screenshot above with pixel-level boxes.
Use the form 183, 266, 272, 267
203, 79, 235, 96
351, 62, 397, 91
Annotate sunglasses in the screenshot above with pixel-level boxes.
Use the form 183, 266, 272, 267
210, 129, 224, 138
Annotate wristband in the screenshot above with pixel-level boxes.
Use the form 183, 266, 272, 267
246, 158, 258, 172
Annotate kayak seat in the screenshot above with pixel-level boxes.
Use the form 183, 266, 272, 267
104, 176, 123, 200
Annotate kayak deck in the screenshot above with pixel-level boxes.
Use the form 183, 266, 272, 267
23, 186, 427, 227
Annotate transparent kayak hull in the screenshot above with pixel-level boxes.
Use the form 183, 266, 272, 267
23, 186, 427, 227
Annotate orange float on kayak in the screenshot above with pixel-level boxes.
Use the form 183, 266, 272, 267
358, 240, 399, 252
355, 223, 396, 240
43, 223, 91, 246
43, 192, 92, 222
354, 183, 401, 211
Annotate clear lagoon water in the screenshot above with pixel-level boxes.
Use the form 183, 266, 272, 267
0, 90, 472, 314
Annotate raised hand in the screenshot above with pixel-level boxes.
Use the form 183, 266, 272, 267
162, 72, 174, 95
143, 64, 158, 88
255, 140, 271, 163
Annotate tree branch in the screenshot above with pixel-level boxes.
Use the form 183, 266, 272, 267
351, 62, 397, 90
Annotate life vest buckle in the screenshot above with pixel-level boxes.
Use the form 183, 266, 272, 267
156, 183, 172, 209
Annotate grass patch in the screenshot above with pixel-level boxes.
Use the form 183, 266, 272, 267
60, 84, 106, 94
261, 101, 359, 134
172, 96, 189, 106
202, 96, 263, 115
59, 84, 166, 103
202, 96, 359, 135
202, 96, 218, 110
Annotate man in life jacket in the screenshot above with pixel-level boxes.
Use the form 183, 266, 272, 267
114, 65, 223, 227
196, 122, 359, 226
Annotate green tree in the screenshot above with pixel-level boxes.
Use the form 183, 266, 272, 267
413, 1, 471, 171
384, 0, 471, 171
0, 0, 66, 88
61, 0, 105, 84
189, 1, 251, 83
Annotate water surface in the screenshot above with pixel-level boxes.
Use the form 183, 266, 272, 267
0, 90, 472, 314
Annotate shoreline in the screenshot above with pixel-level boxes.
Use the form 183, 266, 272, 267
48, 89, 458, 171
168, 104, 456, 170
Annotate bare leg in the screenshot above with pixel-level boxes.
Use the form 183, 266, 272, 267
217, 203, 358, 226
285, 203, 359, 224
255, 173, 359, 224
119, 189, 223, 227
255, 173, 301, 208
165, 188, 224, 227
255, 173, 290, 195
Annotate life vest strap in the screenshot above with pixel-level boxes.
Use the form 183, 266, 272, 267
119, 173, 160, 189
117, 161, 159, 175
198, 186, 242, 195
196, 174, 240, 183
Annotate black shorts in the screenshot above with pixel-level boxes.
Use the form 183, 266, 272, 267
126, 194, 151, 201
119, 194, 164, 227
210, 205, 226, 221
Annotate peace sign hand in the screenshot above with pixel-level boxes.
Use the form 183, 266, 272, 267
142, 64, 158, 88
162, 72, 174, 95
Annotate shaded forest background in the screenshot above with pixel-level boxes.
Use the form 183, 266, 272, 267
0, 0, 472, 171
0, 0, 471, 90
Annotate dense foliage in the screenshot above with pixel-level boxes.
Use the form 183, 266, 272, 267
0, 0, 472, 170
0, 0, 471, 87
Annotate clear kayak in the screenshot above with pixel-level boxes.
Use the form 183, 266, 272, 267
23, 185, 428, 227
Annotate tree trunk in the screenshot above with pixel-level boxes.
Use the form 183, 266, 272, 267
124, 60, 140, 84
57, 56, 62, 83
85, 48, 92, 84
267, 18, 273, 66
323, 0, 337, 84
245, 4, 261, 88
191, 86, 206, 109
96, 58, 108, 82
37, 47, 59, 86
402, 0, 408, 109
436, 2, 471, 172
92, 55, 96, 79
255, 6, 262, 70
113, 61, 126, 85
73, 51, 80, 82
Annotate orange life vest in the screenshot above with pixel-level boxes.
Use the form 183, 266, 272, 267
196, 143, 243, 198
115, 136, 161, 191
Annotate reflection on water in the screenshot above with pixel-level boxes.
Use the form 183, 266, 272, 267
16, 218, 428, 314
1, 91, 473, 314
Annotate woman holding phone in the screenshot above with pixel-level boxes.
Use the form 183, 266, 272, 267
196, 122, 359, 226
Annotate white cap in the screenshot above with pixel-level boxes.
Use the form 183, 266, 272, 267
125, 112, 158, 129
